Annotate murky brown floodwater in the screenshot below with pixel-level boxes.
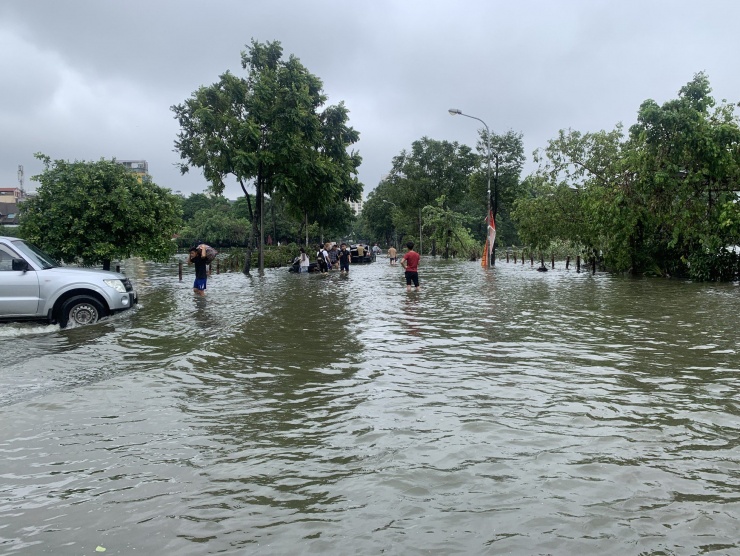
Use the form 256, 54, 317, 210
1, 255, 739, 555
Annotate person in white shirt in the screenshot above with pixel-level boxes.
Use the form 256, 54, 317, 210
299, 247, 310, 273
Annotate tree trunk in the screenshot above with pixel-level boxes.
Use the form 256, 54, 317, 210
258, 174, 265, 276
240, 179, 255, 275
271, 200, 277, 246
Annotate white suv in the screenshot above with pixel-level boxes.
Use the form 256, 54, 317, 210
0, 236, 137, 327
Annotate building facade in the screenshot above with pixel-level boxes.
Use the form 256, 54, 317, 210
0, 188, 25, 227
349, 199, 363, 214
117, 160, 151, 182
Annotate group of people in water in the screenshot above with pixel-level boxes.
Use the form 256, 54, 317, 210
295, 241, 421, 291
190, 240, 420, 296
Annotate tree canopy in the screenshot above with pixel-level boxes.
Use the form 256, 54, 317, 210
172, 39, 362, 273
513, 73, 740, 280
359, 134, 525, 259
20, 154, 182, 269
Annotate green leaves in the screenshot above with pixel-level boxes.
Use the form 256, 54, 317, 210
172, 39, 362, 250
514, 73, 740, 280
20, 155, 182, 267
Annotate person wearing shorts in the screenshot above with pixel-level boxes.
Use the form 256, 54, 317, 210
400, 241, 420, 291
189, 244, 208, 296
338, 243, 351, 273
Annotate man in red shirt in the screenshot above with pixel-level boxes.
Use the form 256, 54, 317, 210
400, 241, 421, 291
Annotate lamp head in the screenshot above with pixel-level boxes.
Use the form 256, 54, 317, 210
448, 108, 462, 116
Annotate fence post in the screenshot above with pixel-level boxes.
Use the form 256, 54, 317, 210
576, 255, 581, 273
178, 261, 183, 281
566, 256, 570, 269
551, 254, 555, 269
506, 251, 510, 263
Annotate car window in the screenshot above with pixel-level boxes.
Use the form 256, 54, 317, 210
10, 240, 57, 269
0, 245, 17, 271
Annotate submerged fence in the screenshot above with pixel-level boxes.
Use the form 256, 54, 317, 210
501, 249, 597, 274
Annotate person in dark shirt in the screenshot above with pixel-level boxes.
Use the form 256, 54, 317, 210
338, 243, 351, 274
188, 244, 208, 296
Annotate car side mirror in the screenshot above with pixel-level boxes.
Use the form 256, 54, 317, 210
12, 258, 29, 272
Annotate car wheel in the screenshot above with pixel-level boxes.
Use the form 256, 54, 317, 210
58, 296, 106, 328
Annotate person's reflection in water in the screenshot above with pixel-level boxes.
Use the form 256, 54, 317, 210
401, 294, 422, 340
191, 295, 218, 336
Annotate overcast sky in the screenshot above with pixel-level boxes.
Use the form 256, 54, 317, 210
1, 0, 739, 200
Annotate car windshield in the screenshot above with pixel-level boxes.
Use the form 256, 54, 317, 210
11, 239, 58, 270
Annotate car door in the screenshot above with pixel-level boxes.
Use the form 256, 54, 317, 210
0, 244, 41, 316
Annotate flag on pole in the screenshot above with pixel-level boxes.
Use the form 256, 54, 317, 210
488, 208, 496, 256
482, 209, 496, 267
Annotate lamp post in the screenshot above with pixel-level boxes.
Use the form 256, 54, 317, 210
382, 200, 399, 249
419, 206, 422, 256
448, 108, 494, 265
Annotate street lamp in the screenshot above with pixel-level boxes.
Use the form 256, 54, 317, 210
449, 108, 494, 265
382, 200, 399, 249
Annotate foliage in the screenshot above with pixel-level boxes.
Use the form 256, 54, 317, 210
475, 128, 525, 247
177, 192, 320, 247
363, 133, 525, 255
181, 206, 250, 247
513, 73, 740, 280
422, 195, 482, 258
687, 249, 739, 282
20, 154, 182, 269
422, 196, 482, 259
0, 225, 24, 238
362, 137, 479, 252
223, 243, 300, 270
172, 39, 362, 273
181, 193, 230, 222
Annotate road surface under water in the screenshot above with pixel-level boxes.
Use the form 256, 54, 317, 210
1, 255, 739, 555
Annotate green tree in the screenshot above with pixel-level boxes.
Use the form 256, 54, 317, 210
172, 39, 362, 275
475, 129, 525, 250
181, 193, 229, 222
626, 72, 740, 276
422, 196, 481, 260
183, 206, 250, 247
359, 180, 400, 246
381, 137, 477, 256
513, 73, 740, 279
20, 154, 182, 270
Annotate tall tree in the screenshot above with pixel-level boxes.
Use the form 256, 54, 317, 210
172, 39, 362, 274
20, 154, 182, 270
474, 129, 525, 250
513, 73, 740, 280
384, 137, 477, 256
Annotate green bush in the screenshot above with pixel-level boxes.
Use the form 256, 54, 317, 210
0, 226, 23, 238
221, 243, 302, 271
688, 249, 739, 282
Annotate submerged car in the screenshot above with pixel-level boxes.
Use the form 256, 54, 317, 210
0, 236, 137, 328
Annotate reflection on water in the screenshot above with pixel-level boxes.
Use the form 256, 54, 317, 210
1, 258, 739, 555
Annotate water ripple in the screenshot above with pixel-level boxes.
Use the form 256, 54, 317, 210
0, 258, 738, 554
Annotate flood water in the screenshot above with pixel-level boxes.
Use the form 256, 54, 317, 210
1, 256, 739, 555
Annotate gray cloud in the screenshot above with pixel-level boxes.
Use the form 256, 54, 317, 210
2, 0, 739, 200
